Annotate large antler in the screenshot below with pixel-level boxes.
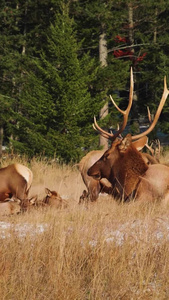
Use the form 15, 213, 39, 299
93, 69, 169, 142
93, 67, 134, 141
131, 76, 169, 140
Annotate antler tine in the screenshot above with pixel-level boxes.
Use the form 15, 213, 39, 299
92, 123, 112, 139
145, 142, 155, 156
93, 67, 134, 141
109, 67, 134, 139
132, 76, 169, 140
93, 116, 114, 140
109, 95, 124, 114
93, 121, 123, 140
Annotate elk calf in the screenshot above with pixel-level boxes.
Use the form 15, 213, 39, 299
43, 188, 68, 209
0, 199, 21, 216
21, 196, 38, 212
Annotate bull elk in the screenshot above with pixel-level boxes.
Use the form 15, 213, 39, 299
79, 69, 158, 203
88, 68, 169, 202
0, 163, 33, 202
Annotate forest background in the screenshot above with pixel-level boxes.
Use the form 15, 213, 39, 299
1, 0, 169, 163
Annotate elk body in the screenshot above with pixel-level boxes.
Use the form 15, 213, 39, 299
43, 188, 68, 209
79, 150, 111, 202
88, 68, 169, 203
88, 134, 169, 202
0, 199, 21, 216
79, 141, 159, 202
79, 68, 159, 203
0, 163, 33, 202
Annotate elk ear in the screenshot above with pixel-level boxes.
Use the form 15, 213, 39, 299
29, 196, 38, 205
132, 136, 148, 151
45, 188, 52, 196
14, 199, 21, 204
118, 134, 132, 152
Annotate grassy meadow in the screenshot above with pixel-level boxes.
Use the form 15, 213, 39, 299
0, 155, 169, 299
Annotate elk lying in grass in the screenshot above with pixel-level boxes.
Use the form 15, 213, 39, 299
4, 195, 38, 212
88, 68, 169, 202
0, 199, 21, 216
43, 188, 68, 209
21, 196, 38, 212
78, 138, 159, 203
9, 189, 68, 211
0, 163, 33, 202
79, 150, 113, 203
79, 68, 159, 203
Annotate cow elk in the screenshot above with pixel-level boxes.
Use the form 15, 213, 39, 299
78, 150, 112, 203
43, 188, 68, 209
0, 163, 33, 202
88, 68, 169, 203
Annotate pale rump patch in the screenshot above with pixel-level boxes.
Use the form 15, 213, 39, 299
14, 164, 33, 191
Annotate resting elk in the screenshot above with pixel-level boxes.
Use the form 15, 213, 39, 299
20, 195, 38, 212
88, 68, 169, 202
79, 68, 158, 203
0, 163, 33, 202
43, 188, 68, 209
0, 198, 21, 216
79, 150, 114, 203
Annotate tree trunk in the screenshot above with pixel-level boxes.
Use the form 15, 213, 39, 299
0, 126, 4, 158
153, 8, 157, 44
99, 31, 108, 150
128, 2, 139, 132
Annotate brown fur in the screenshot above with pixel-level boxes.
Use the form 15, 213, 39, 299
79, 190, 89, 204
0, 164, 33, 201
43, 188, 68, 209
20, 196, 38, 212
141, 152, 159, 165
0, 199, 21, 216
79, 150, 105, 202
113, 142, 148, 198
79, 138, 157, 202
88, 134, 169, 202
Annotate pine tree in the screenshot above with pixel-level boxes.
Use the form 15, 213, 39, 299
0, 1, 25, 154
14, 3, 100, 162
70, 0, 131, 139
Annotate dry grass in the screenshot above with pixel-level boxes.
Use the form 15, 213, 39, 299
0, 156, 169, 299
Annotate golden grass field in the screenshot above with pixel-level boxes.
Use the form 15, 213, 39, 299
0, 155, 169, 300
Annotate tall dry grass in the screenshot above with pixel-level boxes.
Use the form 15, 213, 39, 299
0, 156, 169, 299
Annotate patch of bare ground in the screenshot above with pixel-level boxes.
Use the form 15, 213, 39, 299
0, 156, 169, 299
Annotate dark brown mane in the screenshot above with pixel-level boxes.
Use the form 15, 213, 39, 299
121, 144, 148, 175
114, 144, 149, 199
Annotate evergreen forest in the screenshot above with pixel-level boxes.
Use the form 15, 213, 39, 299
1, 0, 169, 163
